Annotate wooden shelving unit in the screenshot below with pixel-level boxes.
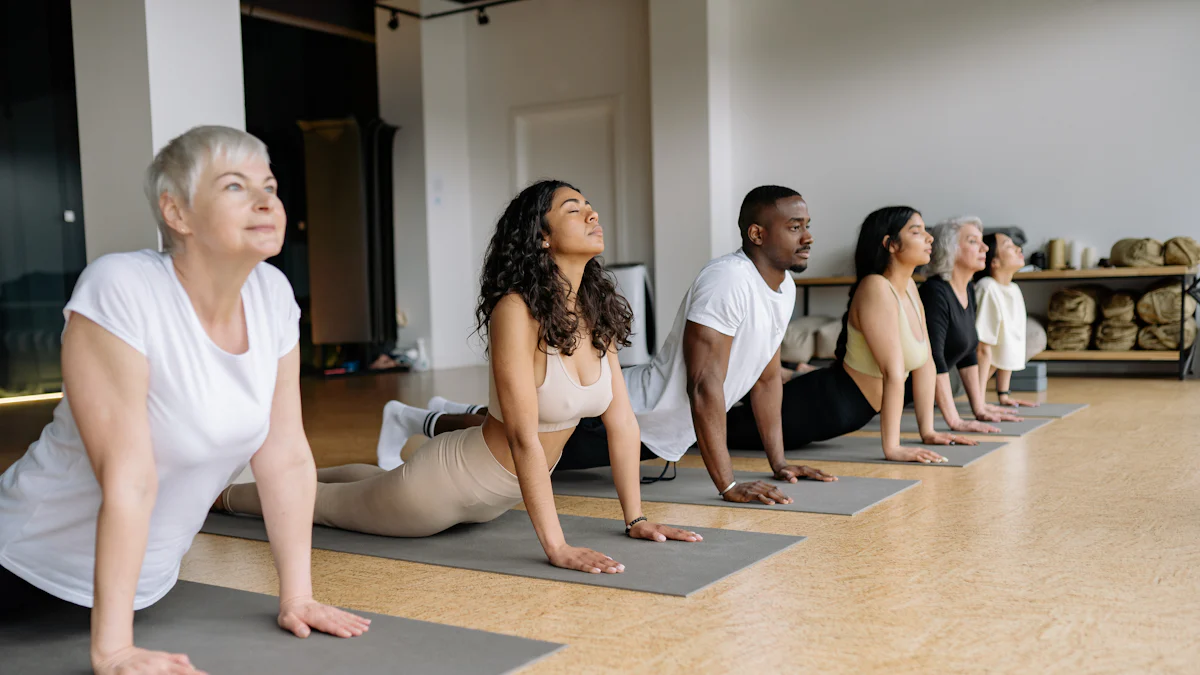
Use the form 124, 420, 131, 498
1031, 350, 1179, 362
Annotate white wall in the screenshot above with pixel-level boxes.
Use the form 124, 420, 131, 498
464, 0, 653, 268
727, 0, 1200, 319
72, 0, 245, 262
376, 7, 433, 354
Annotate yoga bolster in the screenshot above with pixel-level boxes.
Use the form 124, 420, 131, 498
1094, 319, 1138, 351
1137, 321, 1197, 351
1047, 322, 1093, 351
1048, 287, 1102, 325
1164, 236, 1200, 266
1137, 282, 1197, 325
1101, 292, 1136, 323
1109, 238, 1165, 267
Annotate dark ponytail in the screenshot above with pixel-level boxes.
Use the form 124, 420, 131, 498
974, 233, 1000, 283
834, 206, 922, 363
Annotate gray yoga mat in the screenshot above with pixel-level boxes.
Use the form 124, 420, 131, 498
0, 580, 563, 675
202, 511, 802, 598
552, 466, 919, 516
954, 402, 1087, 419
687, 435, 1009, 467
861, 414, 1054, 436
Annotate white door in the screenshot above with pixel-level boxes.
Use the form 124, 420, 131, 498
513, 98, 621, 262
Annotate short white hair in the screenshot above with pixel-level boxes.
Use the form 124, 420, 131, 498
144, 126, 270, 252
923, 215, 983, 280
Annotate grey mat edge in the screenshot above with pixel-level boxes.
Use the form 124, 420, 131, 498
200, 512, 806, 598
553, 468, 922, 517
687, 440, 1010, 468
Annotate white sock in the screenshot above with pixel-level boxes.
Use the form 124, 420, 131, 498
427, 396, 484, 416
376, 401, 442, 470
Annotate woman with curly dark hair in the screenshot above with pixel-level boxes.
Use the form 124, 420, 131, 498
216, 180, 700, 574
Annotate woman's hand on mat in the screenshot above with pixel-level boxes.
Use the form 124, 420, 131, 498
548, 544, 625, 574
883, 445, 948, 464
722, 480, 793, 506
975, 408, 1023, 423
92, 645, 206, 675
921, 431, 977, 447
629, 521, 703, 543
774, 465, 838, 483
998, 395, 1038, 408
948, 418, 1001, 434
278, 596, 371, 639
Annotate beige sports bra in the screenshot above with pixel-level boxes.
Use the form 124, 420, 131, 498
488, 347, 614, 432
843, 281, 929, 378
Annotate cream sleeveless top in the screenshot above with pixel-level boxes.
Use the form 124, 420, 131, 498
488, 347, 614, 432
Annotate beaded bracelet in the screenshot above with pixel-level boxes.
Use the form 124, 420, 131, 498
625, 516, 647, 535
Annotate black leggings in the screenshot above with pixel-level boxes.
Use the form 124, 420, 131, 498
555, 416, 660, 471
726, 364, 877, 450
0, 563, 90, 622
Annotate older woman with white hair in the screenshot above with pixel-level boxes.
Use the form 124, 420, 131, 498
918, 216, 1023, 433
0, 126, 368, 675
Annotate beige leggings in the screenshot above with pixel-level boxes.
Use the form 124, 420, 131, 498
223, 426, 531, 537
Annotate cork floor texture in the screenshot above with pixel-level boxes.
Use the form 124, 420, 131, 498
2, 373, 1197, 674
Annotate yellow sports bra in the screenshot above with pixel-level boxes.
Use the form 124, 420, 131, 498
487, 347, 613, 432
844, 281, 929, 377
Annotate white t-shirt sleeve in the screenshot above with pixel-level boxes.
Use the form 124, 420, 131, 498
263, 264, 301, 358
974, 281, 1003, 346
685, 265, 750, 337
63, 254, 152, 355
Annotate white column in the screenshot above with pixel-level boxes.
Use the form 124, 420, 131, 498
648, 0, 735, 346
420, 15, 481, 369
71, 0, 245, 262
376, 8, 433, 356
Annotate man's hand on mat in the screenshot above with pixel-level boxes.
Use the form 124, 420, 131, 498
629, 521, 703, 543
948, 418, 1001, 434
921, 432, 977, 447
549, 544, 625, 574
723, 480, 793, 506
278, 596, 371, 639
774, 465, 838, 483
883, 446, 948, 464
92, 645, 207, 675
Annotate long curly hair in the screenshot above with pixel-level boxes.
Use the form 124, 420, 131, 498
834, 206, 922, 363
475, 180, 633, 357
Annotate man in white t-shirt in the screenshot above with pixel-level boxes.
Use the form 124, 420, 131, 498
420, 187, 834, 503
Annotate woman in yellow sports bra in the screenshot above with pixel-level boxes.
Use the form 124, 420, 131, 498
726, 206, 976, 462
217, 180, 700, 574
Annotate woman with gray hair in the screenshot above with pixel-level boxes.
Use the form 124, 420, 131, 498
917, 216, 1024, 433
0, 126, 368, 674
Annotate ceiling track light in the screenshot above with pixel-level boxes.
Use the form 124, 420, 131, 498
476, 8, 489, 25
387, 9, 399, 30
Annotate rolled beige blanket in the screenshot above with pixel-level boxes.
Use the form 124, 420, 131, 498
1048, 287, 1103, 325
1136, 282, 1198, 325
1047, 322, 1093, 351
1164, 236, 1200, 267
781, 316, 833, 364
1110, 238, 1164, 267
1100, 292, 1136, 323
1137, 320, 1197, 351
1094, 320, 1138, 351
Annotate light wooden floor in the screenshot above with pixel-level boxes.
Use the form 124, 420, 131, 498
3, 373, 1198, 673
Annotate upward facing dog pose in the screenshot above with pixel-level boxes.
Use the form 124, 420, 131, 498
974, 232, 1038, 408
918, 217, 1024, 432
217, 180, 700, 575
396, 186, 837, 506
725, 207, 974, 462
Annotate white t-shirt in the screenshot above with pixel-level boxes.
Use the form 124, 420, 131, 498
0, 250, 299, 609
624, 250, 796, 461
974, 276, 1027, 371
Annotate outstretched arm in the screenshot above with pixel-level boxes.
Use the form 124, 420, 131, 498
490, 295, 620, 573
684, 322, 793, 505
252, 346, 370, 640
748, 346, 835, 482
602, 348, 701, 543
